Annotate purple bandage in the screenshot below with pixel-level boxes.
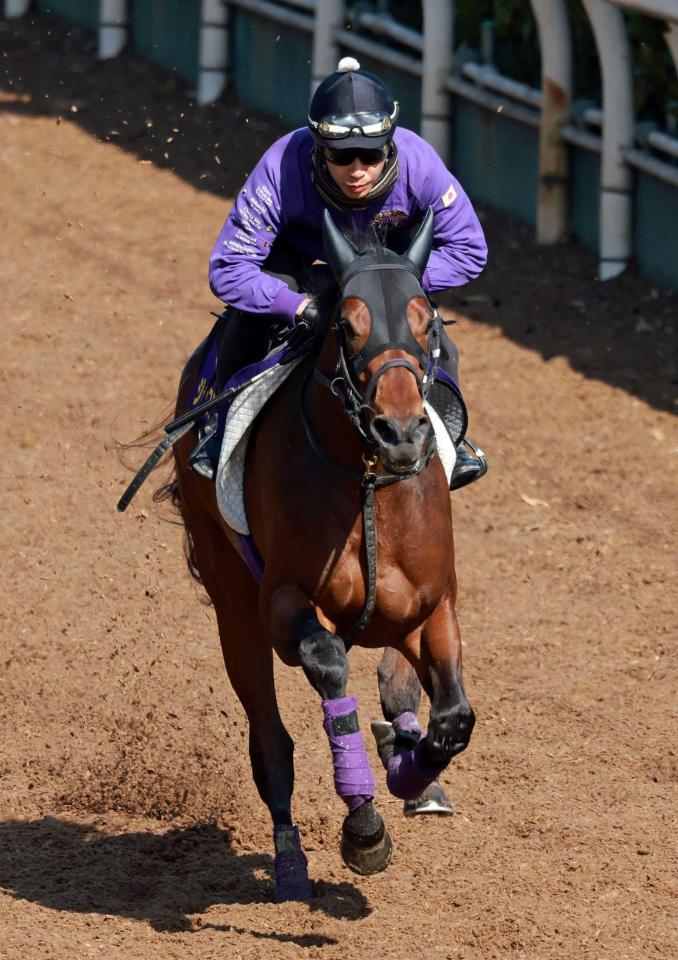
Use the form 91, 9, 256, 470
322, 696, 376, 812
387, 738, 445, 800
393, 710, 422, 741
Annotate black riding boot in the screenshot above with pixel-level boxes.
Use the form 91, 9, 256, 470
426, 333, 488, 492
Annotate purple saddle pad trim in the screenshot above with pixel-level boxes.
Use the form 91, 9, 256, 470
236, 533, 264, 584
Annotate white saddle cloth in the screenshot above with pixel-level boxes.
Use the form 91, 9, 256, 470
216, 362, 456, 536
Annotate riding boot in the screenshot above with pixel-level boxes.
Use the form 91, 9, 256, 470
427, 331, 489, 492
187, 408, 221, 480
450, 436, 488, 491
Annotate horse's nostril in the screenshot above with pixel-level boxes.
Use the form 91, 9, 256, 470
406, 414, 430, 445
370, 416, 401, 447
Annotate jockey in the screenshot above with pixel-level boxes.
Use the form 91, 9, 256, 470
205, 58, 488, 490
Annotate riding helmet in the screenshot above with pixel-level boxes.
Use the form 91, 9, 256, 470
308, 57, 399, 151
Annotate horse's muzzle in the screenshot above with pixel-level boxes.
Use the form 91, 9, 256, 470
369, 413, 433, 474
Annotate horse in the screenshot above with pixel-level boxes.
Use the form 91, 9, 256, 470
170, 209, 475, 901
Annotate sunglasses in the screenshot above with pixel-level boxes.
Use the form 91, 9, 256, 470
323, 146, 386, 167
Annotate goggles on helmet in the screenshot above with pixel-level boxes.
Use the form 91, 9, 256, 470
309, 104, 399, 141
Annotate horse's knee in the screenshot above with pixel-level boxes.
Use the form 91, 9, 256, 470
298, 628, 349, 701
425, 697, 475, 766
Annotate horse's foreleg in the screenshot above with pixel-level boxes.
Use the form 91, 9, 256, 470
268, 589, 392, 875
374, 649, 454, 815
385, 597, 475, 800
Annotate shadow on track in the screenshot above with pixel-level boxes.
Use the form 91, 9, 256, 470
1, 11, 675, 415
0, 817, 369, 937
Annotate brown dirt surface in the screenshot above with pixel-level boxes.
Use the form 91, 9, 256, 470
1, 13, 676, 960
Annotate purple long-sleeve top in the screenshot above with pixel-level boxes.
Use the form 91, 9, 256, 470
209, 126, 487, 322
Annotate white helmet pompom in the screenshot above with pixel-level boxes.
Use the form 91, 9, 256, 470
337, 56, 361, 73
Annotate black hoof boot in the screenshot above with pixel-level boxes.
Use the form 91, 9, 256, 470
340, 802, 393, 876
450, 437, 488, 491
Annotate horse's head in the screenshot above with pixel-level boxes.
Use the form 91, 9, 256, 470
320, 209, 439, 476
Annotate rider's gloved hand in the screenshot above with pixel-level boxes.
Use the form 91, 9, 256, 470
284, 297, 321, 351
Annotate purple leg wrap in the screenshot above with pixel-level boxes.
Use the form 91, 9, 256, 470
387, 711, 446, 800
273, 825, 313, 902
322, 696, 376, 812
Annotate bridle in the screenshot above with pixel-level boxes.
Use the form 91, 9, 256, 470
300, 246, 443, 635
310, 255, 442, 462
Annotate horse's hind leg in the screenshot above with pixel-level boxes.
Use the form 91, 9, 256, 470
267, 590, 392, 876
177, 483, 312, 901
374, 649, 454, 816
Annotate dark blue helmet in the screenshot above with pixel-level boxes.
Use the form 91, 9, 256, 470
308, 58, 399, 151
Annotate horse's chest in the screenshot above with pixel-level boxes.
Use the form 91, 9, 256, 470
315, 504, 451, 632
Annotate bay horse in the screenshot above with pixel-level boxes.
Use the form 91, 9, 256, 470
171, 210, 475, 901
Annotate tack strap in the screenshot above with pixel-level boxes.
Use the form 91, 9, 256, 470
116, 421, 194, 513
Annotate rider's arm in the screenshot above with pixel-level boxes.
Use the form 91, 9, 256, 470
409, 138, 488, 292
208, 134, 307, 322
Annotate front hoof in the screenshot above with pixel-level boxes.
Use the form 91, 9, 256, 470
403, 781, 454, 817
340, 821, 393, 876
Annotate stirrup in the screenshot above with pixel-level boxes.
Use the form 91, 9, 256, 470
187, 427, 220, 480
450, 436, 488, 491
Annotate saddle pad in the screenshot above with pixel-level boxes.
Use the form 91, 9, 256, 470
216, 362, 456, 536
216, 357, 304, 535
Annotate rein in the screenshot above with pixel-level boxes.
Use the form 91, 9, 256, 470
301, 270, 441, 635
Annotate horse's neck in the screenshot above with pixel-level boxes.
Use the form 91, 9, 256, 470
306, 372, 366, 475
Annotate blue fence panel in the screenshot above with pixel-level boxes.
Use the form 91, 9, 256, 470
130, 0, 201, 85
452, 99, 538, 223
231, 11, 312, 128
635, 170, 678, 289
36, 0, 99, 30
569, 144, 599, 251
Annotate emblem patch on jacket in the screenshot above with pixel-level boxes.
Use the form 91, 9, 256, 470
370, 209, 408, 230
441, 183, 457, 208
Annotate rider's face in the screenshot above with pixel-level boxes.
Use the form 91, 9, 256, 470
325, 154, 386, 200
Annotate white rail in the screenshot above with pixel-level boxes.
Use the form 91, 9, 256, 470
229, 0, 314, 34
461, 63, 543, 111
334, 28, 422, 77
353, 11, 424, 54
444, 75, 541, 129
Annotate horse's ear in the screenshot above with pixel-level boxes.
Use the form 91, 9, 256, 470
322, 209, 356, 280
404, 206, 435, 276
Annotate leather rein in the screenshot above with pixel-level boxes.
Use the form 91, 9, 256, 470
300, 262, 442, 635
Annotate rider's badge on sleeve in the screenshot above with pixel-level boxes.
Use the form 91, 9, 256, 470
441, 183, 457, 208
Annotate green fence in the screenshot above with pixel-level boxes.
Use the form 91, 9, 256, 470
36, 0, 98, 30
569, 144, 600, 250
231, 10, 312, 128
635, 170, 678, 289
452, 100, 538, 225
130, 0, 201, 86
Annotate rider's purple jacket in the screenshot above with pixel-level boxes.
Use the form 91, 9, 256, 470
209, 127, 487, 322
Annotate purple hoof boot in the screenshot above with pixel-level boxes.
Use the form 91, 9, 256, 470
273, 826, 314, 903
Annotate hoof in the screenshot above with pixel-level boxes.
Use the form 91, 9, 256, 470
341, 818, 393, 875
403, 781, 454, 817
273, 825, 314, 902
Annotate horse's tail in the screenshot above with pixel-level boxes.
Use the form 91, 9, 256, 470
153, 472, 204, 587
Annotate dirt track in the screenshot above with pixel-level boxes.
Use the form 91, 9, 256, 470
1, 15, 676, 960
